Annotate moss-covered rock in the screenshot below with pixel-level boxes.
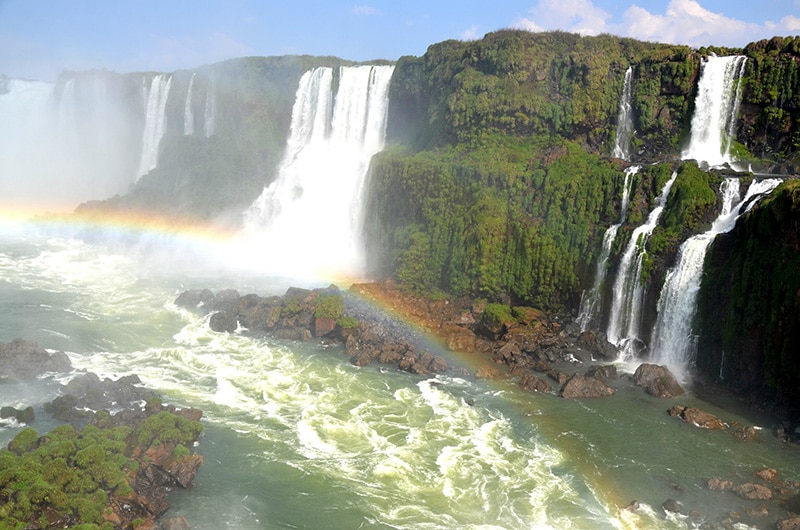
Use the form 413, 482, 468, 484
698, 179, 800, 410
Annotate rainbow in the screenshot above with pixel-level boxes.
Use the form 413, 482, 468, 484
1, 205, 375, 286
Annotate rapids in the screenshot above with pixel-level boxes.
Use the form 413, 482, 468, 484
0, 228, 798, 529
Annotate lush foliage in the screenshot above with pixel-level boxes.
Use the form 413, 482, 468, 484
388, 30, 697, 157
740, 36, 800, 161
365, 136, 623, 309
0, 413, 203, 529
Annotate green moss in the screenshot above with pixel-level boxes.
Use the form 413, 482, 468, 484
172, 444, 191, 459
0, 410, 203, 528
131, 411, 204, 449
483, 303, 517, 328
313, 293, 344, 320
8, 428, 38, 455
336, 316, 359, 329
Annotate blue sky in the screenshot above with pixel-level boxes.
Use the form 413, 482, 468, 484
1, 0, 798, 81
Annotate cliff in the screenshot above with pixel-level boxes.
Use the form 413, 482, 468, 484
697, 179, 800, 411
52, 31, 800, 411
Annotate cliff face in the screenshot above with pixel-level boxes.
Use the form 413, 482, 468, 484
387, 30, 699, 159
697, 180, 800, 410
51, 31, 800, 409
365, 31, 800, 410
738, 37, 800, 167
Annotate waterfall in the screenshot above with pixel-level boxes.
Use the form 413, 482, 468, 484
204, 76, 216, 137
606, 170, 678, 356
576, 165, 638, 331
611, 67, 634, 161
682, 55, 747, 167
650, 178, 782, 378
0, 76, 142, 210
239, 64, 395, 280
184, 73, 195, 136
138, 74, 172, 177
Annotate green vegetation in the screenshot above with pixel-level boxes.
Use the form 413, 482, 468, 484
313, 293, 345, 320
130, 411, 204, 449
482, 303, 517, 329
646, 162, 719, 263
697, 180, 800, 405
336, 316, 359, 329
388, 30, 697, 156
740, 36, 800, 161
0, 412, 203, 529
366, 136, 623, 309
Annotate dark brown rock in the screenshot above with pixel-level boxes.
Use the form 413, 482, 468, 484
174, 288, 215, 311
442, 324, 476, 352
313, 316, 337, 337
560, 373, 615, 398
731, 424, 758, 441
209, 311, 237, 333
530, 359, 552, 373
662, 498, 684, 514
547, 370, 570, 385
430, 356, 448, 373
519, 374, 552, 393
585, 364, 617, 382
0, 338, 73, 380
707, 477, 734, 491
632, 364, 684, 397
668, 406, 726, 430
495, 340, 522, 364
734, 482, 773, 500
778, 516, 800, 530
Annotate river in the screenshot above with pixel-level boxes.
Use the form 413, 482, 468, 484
0, 223, 797, 529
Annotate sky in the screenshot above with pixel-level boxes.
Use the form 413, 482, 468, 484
1, 0, 799, 82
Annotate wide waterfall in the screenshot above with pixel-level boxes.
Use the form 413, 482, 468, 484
650, 177, 782, 379
0, 76, 141, 211
682, 55, 747, 167
577, 165, 638, 331
138, 74, 173, 177
240, 64, 394, 280
611, 67, 634, 161
606, 171, 678, 357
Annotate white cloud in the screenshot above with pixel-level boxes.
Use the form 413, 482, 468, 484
616, 0, 759, 47
352, 5, 381, 16
515, 0, 610, 36
516, 0, 800, 48
782, 15, 800, 31
461, 25, 480, 41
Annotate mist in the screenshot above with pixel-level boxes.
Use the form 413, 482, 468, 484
0, 73, 151, 214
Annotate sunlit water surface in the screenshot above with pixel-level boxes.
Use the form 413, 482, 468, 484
0, 226, 797, 530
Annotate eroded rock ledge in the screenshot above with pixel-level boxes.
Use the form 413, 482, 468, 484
0, 338, 204, 530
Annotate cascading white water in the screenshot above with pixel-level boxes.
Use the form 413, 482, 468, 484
611, 67, 634, 161
682, 55, 747, 167
239, 64, 394, 280
138, 74, 172, 177
184, 73, 196, 136
577, 166, 638, 331
0, 76, 141, 210
204, 75, 216, 137
606, 171, 678, 356
650, 178, 782, 378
